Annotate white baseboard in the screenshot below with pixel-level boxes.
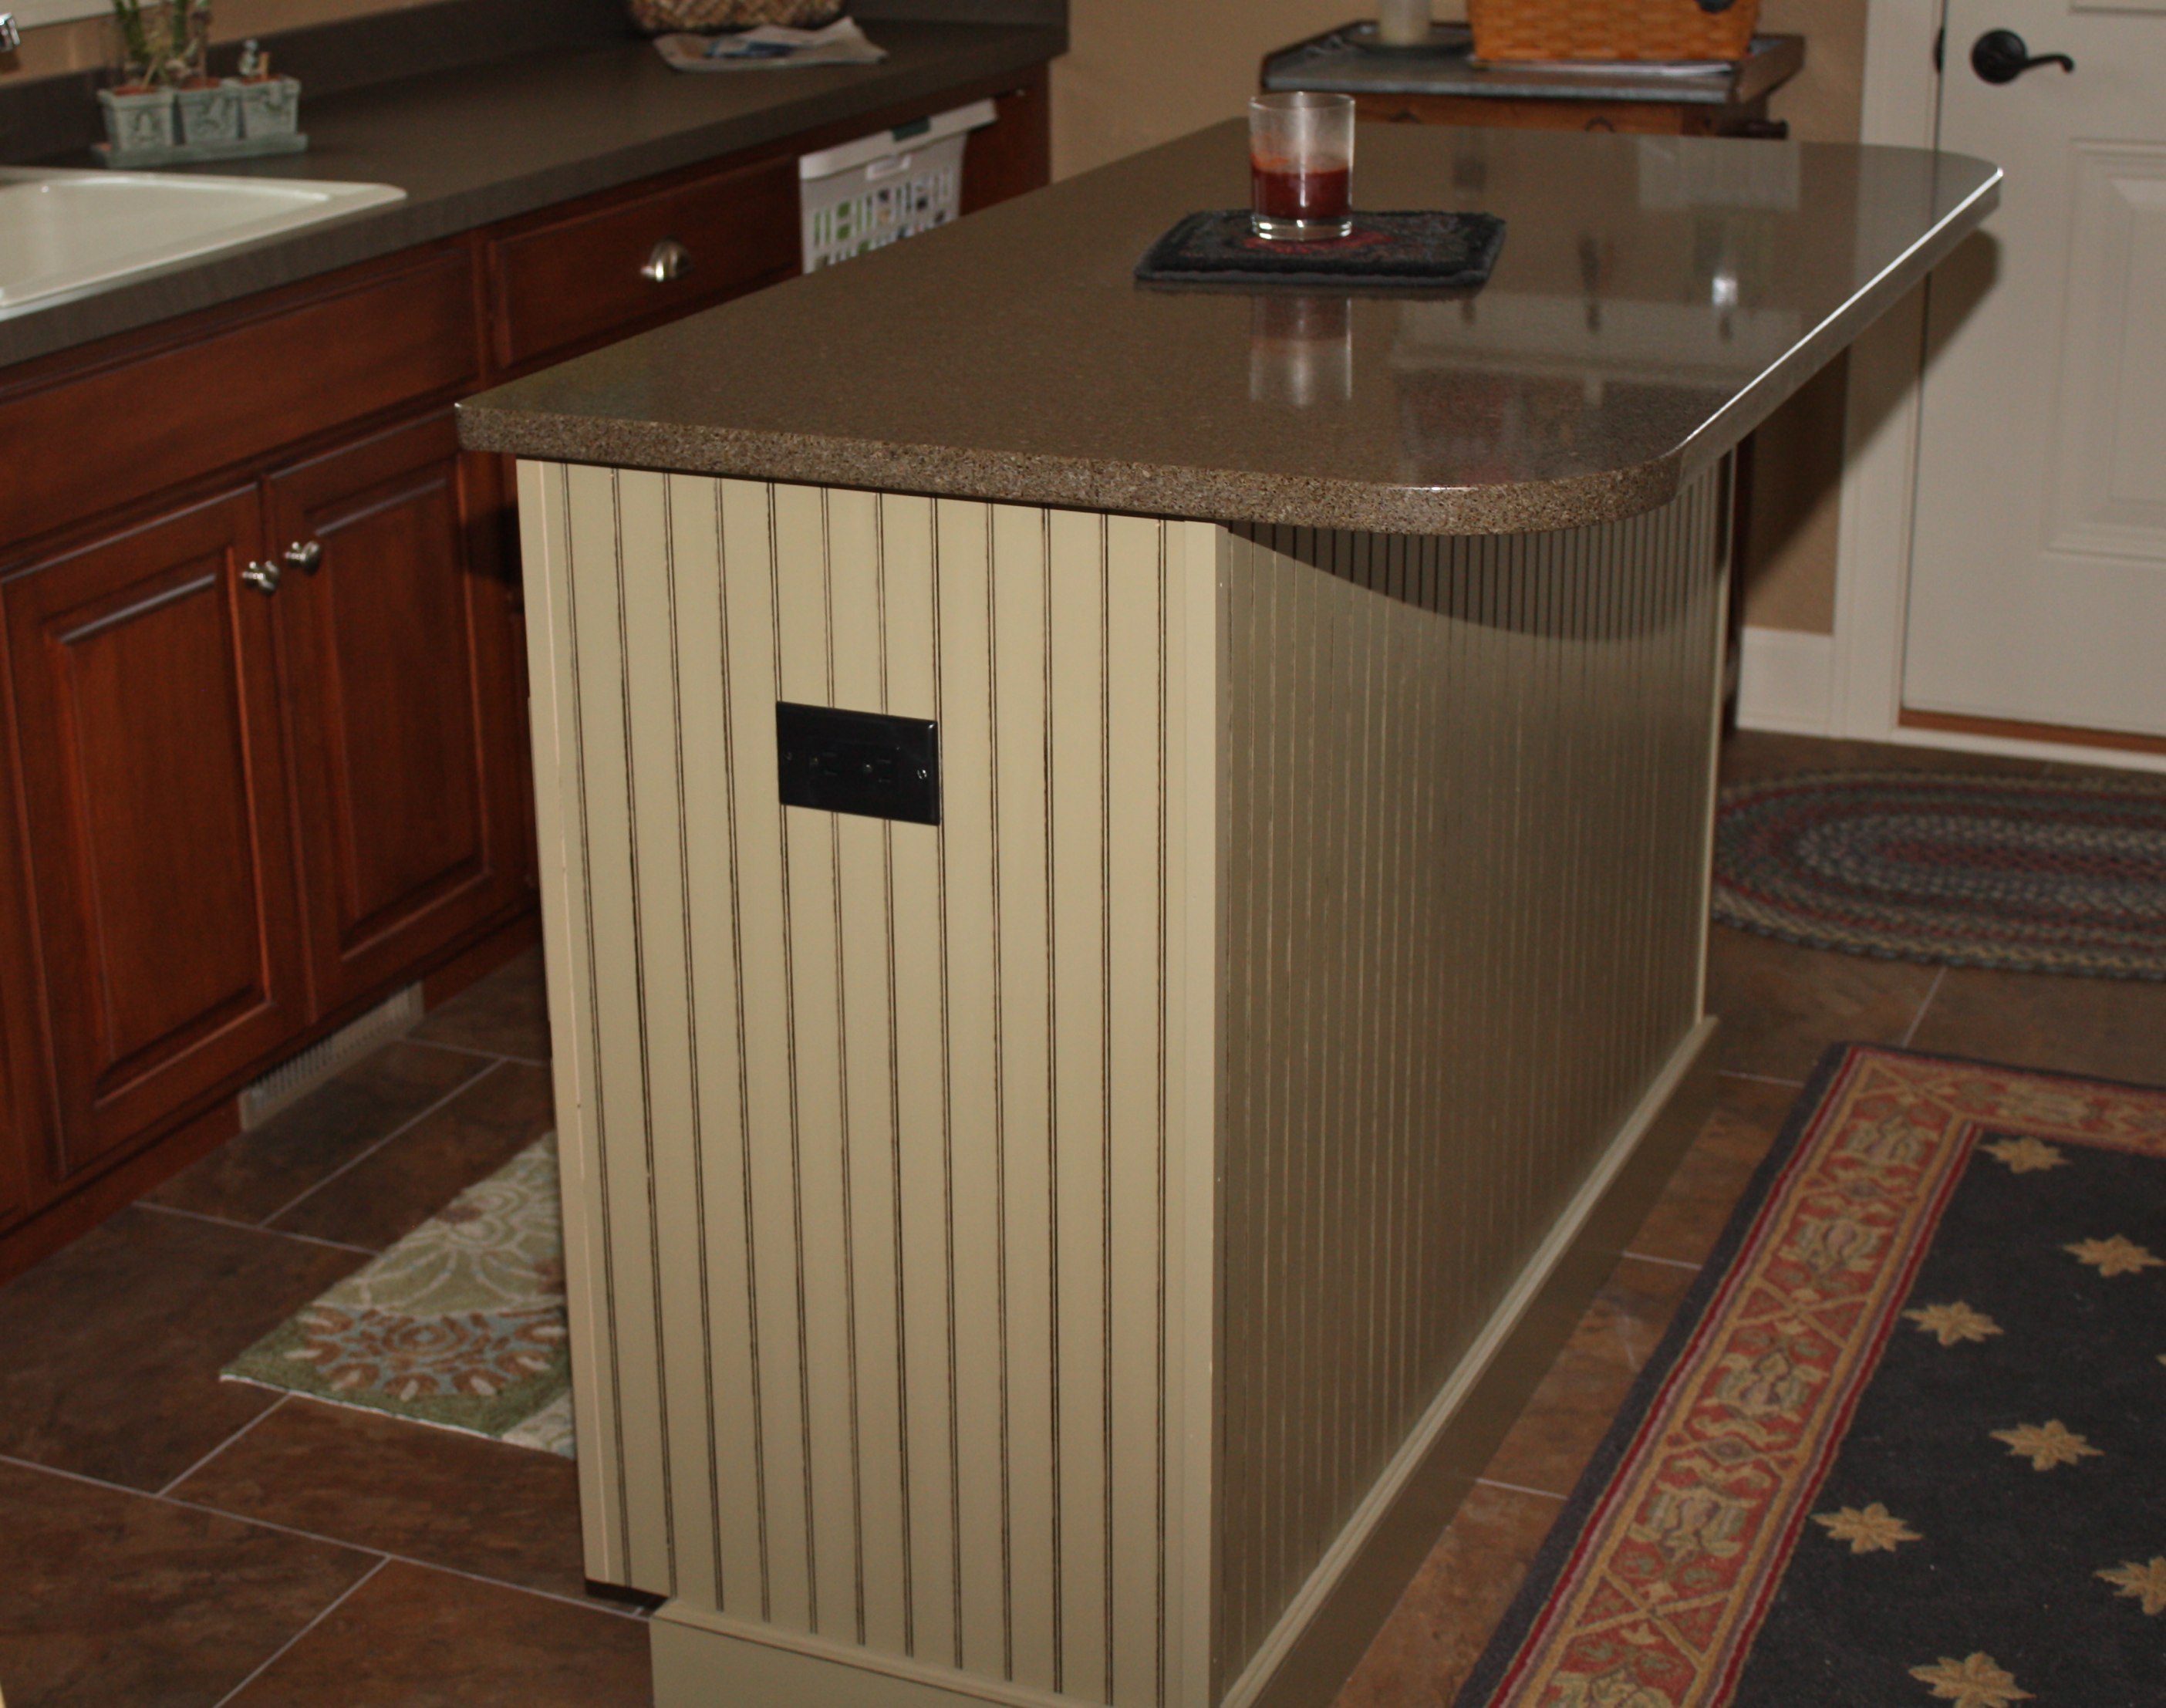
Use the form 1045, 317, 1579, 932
1736, 626, 1836, 736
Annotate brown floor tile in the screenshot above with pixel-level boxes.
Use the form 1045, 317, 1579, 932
175, 1396, 590, 1602
1716, 729, 2044, 789
412, 945, 551, 1062
1704, 924, 1939, 1082
268, 1062, 554, 1251
224, 1560, 650, 1708
1332, 1482, 1562, 1708
1906, 966, 2166, 1087
1628, 1074, 1796, 1267
0, 1457, 374, 1708
150, 1043, 488, 1226
1479, 1256, 1697, 1500
0, 1209, 361, 1490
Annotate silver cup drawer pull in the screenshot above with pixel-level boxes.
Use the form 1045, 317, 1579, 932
643, 239, 692, 284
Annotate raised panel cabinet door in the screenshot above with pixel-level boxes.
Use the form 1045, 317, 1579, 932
4, 488, 308, 1177
0, 732, 49, 1225
268, 413, 529, 1014
0, 985, 30, 1227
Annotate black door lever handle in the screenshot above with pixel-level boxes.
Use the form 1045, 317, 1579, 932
1972, 29, 2076, 85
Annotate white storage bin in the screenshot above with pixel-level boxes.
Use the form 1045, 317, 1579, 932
798, 98, 997, 271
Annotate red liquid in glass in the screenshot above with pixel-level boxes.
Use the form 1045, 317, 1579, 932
1250, 160, 1351, 225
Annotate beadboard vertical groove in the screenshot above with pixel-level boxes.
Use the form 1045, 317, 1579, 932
525, 469, 1202, 1703
525, 461, 1723, 1708
1213, 471, 1726, 1697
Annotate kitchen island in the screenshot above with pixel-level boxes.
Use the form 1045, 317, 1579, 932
459, 121, 1996, 1708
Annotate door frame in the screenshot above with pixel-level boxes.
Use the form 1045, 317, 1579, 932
1829, 0, 2166, 771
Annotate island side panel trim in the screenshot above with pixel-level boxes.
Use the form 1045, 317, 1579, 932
1211, 475, 1727, 1698
518, 458, 629, 1588
535, 469, 1216, 1703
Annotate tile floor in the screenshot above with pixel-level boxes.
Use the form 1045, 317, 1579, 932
1, 730, 2159, 1707
0, 948, 651, 1708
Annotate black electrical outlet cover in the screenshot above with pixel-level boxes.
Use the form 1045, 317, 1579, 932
775, 701, 940, 825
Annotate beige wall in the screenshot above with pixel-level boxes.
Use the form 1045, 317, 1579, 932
6, 0, 430, 78
1050, 0, 1867, 635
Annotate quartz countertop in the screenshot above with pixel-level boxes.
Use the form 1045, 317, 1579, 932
0, 19, 1061, 370
457, 121, 1997, 535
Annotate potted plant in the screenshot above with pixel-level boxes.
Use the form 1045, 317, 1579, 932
231, 38, 300, 139
100, 0, 258, 152
98, 0, 178, 151
170, 2, 244, 145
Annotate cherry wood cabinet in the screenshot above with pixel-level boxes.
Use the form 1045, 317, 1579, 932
269, 415, 531, 1015
4, 490, 310, 1176
0, 59, 1052, 1281
489, 153, 800, 373
0, 248, 484, 549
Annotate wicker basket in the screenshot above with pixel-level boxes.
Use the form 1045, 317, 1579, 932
625, 0, 844, 35
1466, 0, 1759, 62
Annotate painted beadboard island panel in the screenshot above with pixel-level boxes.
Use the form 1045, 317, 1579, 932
519, 464, 1218, 1704
1212, 474, 1728, 1699
521, 457, 1727, 1708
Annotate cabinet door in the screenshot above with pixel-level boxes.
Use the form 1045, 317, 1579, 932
268, 414, 529, 1015
0, 726, 47, 1226
4, 488, 308, 1176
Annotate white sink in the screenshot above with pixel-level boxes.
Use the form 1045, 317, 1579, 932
0, 167, 407, 319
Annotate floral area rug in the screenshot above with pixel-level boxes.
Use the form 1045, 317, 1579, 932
1712, 771, 2166, 978
1456, 1047, 2166, 1706
224, 1136, 574, 1457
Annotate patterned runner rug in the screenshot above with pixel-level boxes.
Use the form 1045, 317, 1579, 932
1712, 772, 2166, 978
224, 1136, 573, 1457
1456, 1048, 2166, 1706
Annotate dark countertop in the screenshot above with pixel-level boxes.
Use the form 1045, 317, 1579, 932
457, 122, 1998, 535
0, 19, 1062, 370
1264, 22, 1803, 107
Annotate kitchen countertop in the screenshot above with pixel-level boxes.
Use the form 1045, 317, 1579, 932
0, 19, 1061, 370
457, 121, 1998, 536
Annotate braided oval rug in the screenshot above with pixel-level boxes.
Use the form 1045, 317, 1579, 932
1712, 772, 2166, 979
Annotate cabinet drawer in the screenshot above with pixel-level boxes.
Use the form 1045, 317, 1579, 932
489, 154, 798, 371
0, 248, 480, 545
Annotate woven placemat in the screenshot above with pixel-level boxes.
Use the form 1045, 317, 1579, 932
1135, 210, 1505, 289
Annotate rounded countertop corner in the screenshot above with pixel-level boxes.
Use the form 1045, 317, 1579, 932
458, 124, 2000, 536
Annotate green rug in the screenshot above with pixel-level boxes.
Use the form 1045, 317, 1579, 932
223, 1136, 574, 1457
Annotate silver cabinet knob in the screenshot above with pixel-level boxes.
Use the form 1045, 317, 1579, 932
642, 238, 692, 284
283, 538, 322, 573
242, 560, 282, 595
0, 15, 21, 53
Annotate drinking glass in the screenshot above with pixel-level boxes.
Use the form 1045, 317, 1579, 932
1249, 92, 1355, 242
1375, 0, 1432, 47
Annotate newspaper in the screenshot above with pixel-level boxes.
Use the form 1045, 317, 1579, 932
653, 19, 887, 73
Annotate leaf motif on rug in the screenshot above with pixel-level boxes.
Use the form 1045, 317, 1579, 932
1907, 1652, 2033, 1706
1902, 1301, 2002, 1346
2064, 1234, 2162, 1277
1990, 1420, 2101, 1472
1981, 1137, 2066, 1174
2096, 1558, 2166, 1617
1812, 1503, 1921, 1554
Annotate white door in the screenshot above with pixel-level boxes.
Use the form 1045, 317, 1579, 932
1902, 0, 2166, 737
